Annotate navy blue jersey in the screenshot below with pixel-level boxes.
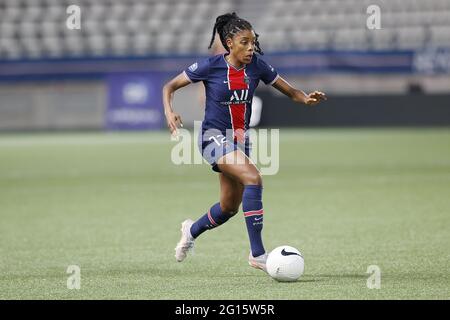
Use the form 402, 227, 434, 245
184, 53, 278, 143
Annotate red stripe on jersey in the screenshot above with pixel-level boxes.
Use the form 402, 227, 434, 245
228, 68, 247, 90
227, 66, 248, 144
230, 104, 246, 143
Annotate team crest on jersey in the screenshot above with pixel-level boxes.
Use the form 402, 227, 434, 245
244, 75, 250, 85
188, 62, 198, 72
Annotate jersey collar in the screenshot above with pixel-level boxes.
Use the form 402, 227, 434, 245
223, 53, 246, 71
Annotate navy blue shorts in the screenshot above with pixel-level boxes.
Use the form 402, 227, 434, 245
198, 128, 251, 173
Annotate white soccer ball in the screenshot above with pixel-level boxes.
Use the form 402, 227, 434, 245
266, 245, 305, 282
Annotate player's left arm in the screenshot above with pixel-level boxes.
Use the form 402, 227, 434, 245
272, 76, 327, 106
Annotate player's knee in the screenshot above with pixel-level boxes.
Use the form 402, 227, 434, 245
220, 203, 240, 216
226, 209, 239, 217
241, 171, 263, 186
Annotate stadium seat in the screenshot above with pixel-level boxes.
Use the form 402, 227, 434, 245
368, 29, 396, 50
396, 27, 426, 50
429, 26, 450, 46
1, 0, 449, 60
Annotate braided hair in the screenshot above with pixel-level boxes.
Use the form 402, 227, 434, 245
208, 12, 264, 55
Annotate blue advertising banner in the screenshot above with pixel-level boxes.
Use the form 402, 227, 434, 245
1, 48, 449, 80
106, 73, 164, 130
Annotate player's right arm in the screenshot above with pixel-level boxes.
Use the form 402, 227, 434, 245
162, 73, 191, 136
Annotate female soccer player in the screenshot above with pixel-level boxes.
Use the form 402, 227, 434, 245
162, 13, 326, 272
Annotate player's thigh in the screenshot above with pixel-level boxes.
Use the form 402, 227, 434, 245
217, 150, 262, 186
219, 172, 244, 214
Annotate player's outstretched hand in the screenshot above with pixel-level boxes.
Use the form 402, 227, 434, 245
304, 91, 327, 106
166, 112, 183, 138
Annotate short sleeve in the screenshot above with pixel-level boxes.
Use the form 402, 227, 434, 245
183, 58, 210, 83
257, 56, 279, 85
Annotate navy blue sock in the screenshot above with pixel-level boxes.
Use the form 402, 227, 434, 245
243, 185, 265, 257
190, 202, 231, 238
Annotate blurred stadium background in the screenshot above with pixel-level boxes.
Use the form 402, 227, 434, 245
0, 0, 450, 130
1, 0, 450, 300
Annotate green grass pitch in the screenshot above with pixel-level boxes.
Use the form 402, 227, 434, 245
0, 128, 449, 299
